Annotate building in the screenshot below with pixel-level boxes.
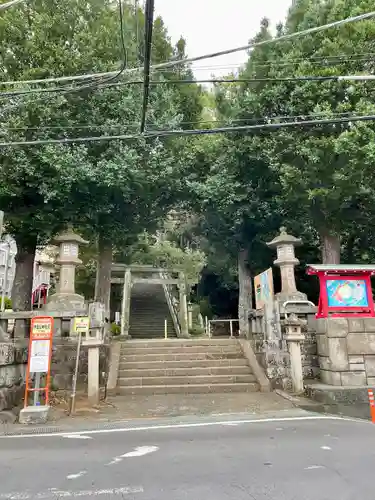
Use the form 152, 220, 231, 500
0, 236, 16, 299
0, 237, 56, 307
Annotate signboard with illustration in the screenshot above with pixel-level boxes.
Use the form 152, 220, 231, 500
307, 265, 375, 318
254, 268, 274, 310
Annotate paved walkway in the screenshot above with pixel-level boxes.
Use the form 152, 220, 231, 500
46, 391, 296, 424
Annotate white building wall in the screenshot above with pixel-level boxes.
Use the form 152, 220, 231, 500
0, 237, 56, 300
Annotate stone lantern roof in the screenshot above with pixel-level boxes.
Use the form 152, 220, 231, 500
52, 227, 89, 246
266, 227, 302, 249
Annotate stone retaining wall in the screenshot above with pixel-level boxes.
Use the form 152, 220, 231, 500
0, 342, 28, 422
51, 339, 110, 391
249, 307, 319, 387
316, 317, 375, 386
0, 339, 110, 419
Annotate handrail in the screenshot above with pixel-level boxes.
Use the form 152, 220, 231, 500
159, 271, 181, 337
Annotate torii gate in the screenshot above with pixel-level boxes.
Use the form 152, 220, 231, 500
110, 264, 190, 338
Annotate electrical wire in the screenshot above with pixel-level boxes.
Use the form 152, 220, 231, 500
3, 74, 375, 98
0, 110, 367, 134
0, 10, 374, 87
0, 110, 364, 133
0, 0, 25, 10
1, 113, 375, 147
140, 0, 154, 132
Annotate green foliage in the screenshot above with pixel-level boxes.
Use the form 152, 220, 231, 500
110, 322, 121, 336
0, 297, 12, 309
189, 326, 205, 337
0, 0, 204, 252
130, 232, 206, 283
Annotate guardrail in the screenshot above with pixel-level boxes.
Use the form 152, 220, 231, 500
207, 319, 239, 338
159, 271, 181, 337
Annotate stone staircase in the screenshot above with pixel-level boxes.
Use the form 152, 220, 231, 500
117, 338, 260, 394
129, 282, 177, 339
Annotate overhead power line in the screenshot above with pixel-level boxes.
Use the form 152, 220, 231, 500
0, 10, 374, 87
0, 110, 365, 132
140, 0, 155, 133
1, 113, 375, 147
2, 74, 375, 98
0, 0, 25, 10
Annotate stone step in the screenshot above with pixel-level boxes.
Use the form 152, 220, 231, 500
117, 382, 259, 395
120, 352, 244, 362
121, 339, 239, 348
118, 365, 253, 378
121, 345, 243, 355
119, 374, 256, 386
119, 358, 249, 370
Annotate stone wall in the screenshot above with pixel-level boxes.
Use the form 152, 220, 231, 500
249, 305, 319, 389
0, 338, 110, 419
316, 317, 375, 386
51, 339, 110, 392
0, 341, 28, 422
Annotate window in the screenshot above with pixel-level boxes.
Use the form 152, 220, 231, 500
0, 251, 5, 266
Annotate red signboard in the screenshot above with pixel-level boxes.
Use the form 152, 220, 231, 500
307, 265, 375, 319
24, 316, 54, 407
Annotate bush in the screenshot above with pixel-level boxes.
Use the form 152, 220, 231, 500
0, 297, 12, 309
111, 323, 121, 336
189, 326, 205, 337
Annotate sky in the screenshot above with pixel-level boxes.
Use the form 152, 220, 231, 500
154, 0, 293, 79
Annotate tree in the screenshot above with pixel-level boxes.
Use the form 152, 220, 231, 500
251, 0, 375, 263
0, 0, 203, 313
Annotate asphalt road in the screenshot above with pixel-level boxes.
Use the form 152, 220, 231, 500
0, 414, 374, 499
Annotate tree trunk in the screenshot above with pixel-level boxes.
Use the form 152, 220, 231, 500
12, 237, 37, 338
319, 229, 341, 264
94, 234, 113, 322
238, 249, 252, 338
12, 240, 36, 311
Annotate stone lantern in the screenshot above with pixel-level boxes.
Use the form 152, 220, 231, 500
45, 228, 88, 312
282, 313, 306, 394
267, 227, 306, 302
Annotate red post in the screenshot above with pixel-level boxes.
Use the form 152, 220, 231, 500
368, 389, 375, 423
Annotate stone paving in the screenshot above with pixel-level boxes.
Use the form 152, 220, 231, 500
45, 391, 296, 425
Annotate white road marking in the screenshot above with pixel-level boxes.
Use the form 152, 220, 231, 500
0, 415, 363, 439
67, 471, 87, 480
0, 486, 143, 499
122, 445, 159, 457
107, 446, 159, 465
305, 465, 325, 470
321, 446, 332, 450
222, 422, 239, 426
62, 434, 93, 440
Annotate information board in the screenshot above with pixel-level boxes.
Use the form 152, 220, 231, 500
24, 316, 54, 407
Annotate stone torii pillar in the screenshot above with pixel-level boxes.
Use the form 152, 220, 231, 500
120, 268, 132, 338
267, 227, 307, 302
178, 272, 189, 338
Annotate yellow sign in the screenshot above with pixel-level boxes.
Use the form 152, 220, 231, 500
72, 316, 90, 334
254, 268, 274, 310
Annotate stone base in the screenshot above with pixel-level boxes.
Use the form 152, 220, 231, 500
19, 405, 50, 425
44, 293, 87, 312
306, 382, 374, 420
276, 291, 308, 303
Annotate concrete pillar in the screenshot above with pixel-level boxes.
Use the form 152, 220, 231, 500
87, 346, 100, 406
283, 314, 306, 393
267, 227, 307, 302
179, 273, 189, 338
120, 269, 132, 338
188, 302, 193, 329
